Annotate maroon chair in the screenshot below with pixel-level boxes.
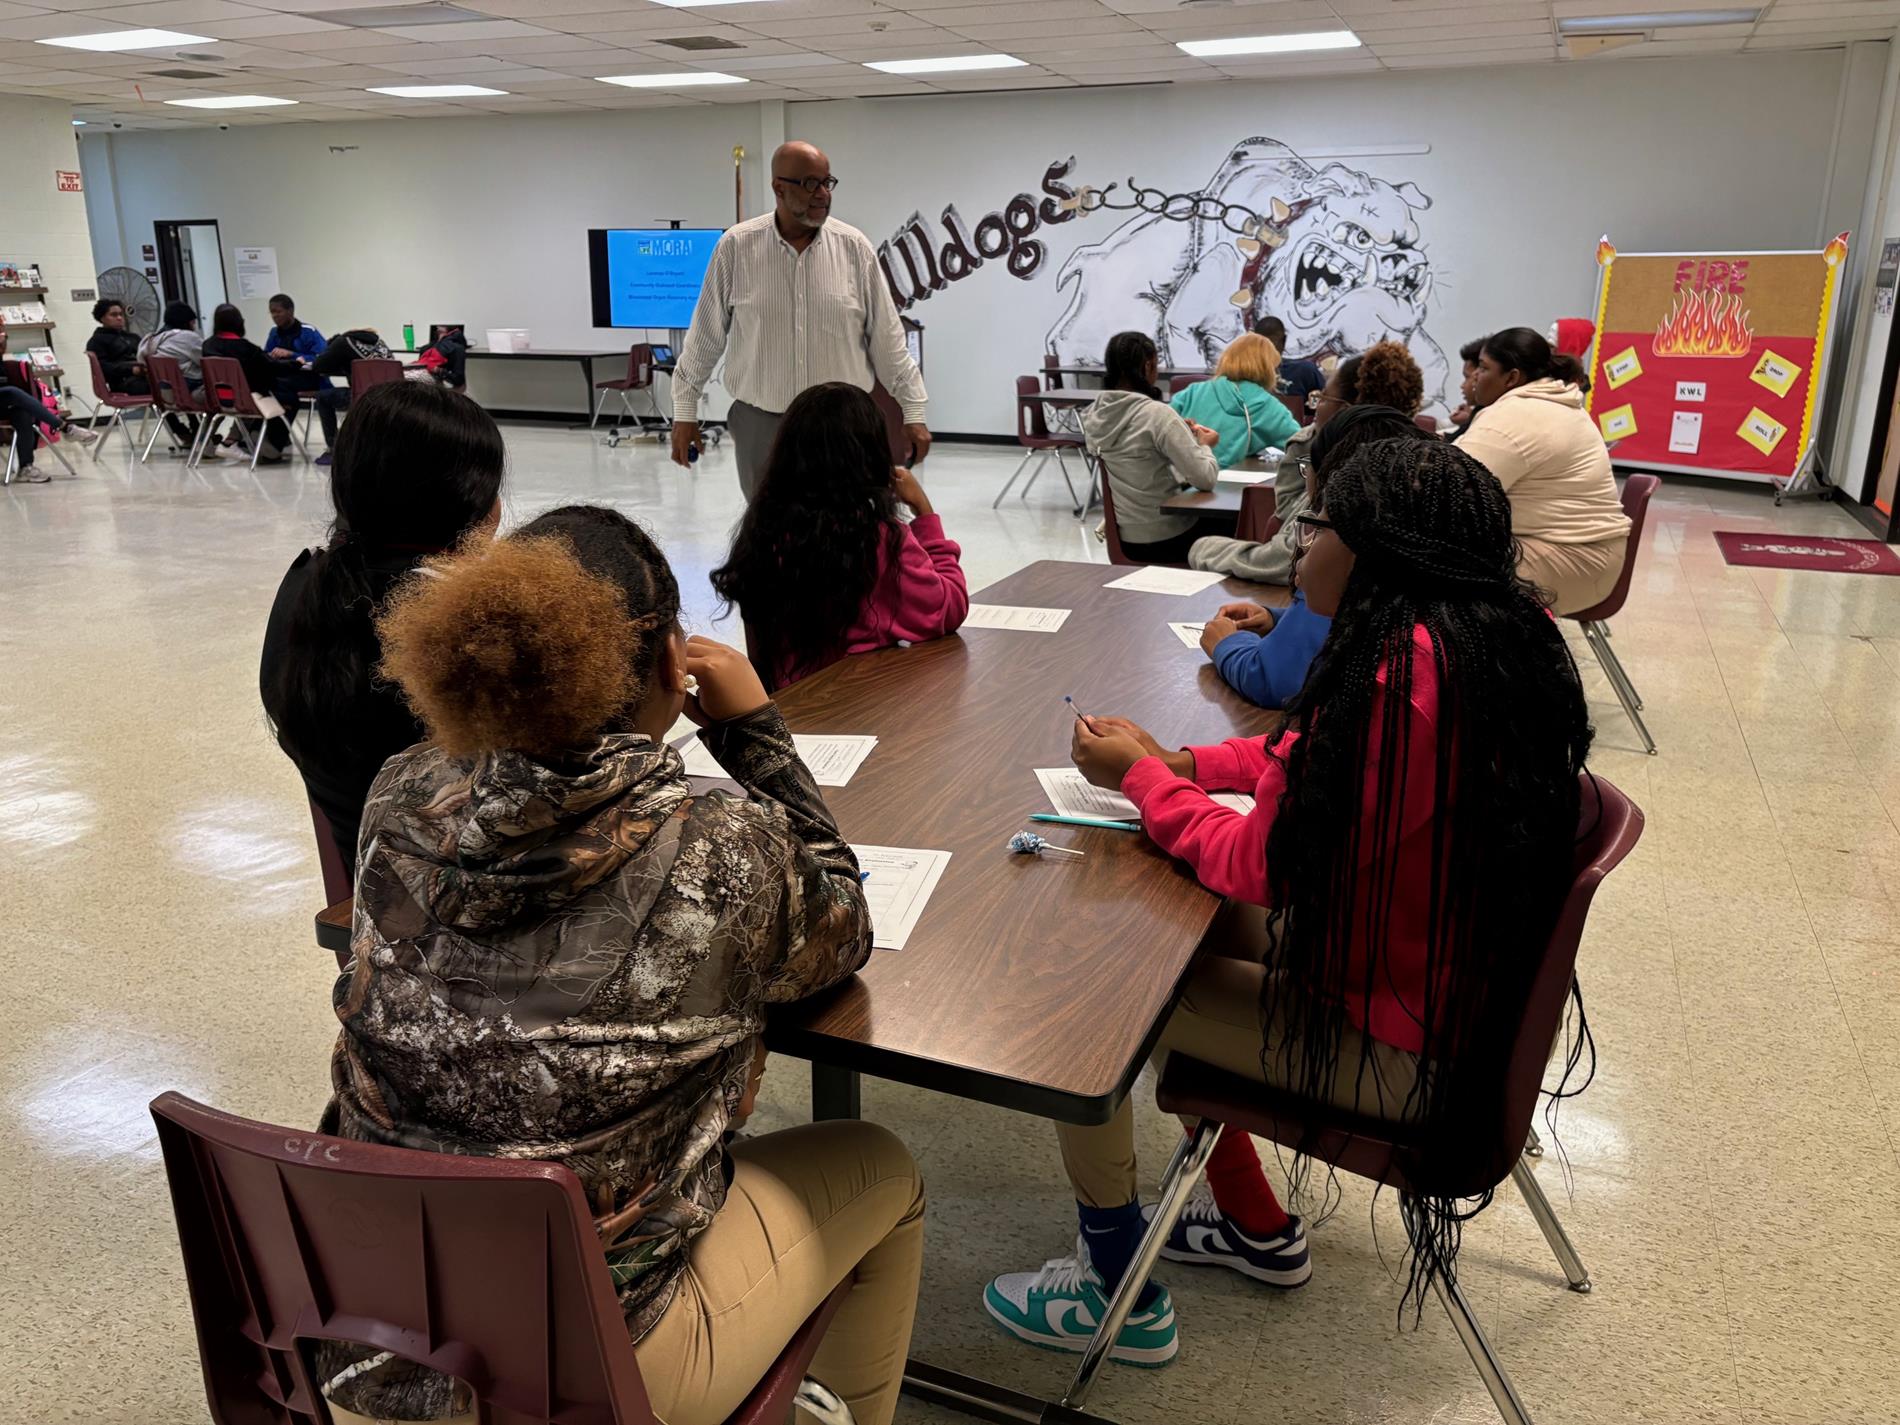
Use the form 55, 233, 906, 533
201, 355, 284, 472
1566, 474, 1659, 756
143, 355, 213, 464
1275, 388, 1306, 426
1041, 350, 1065, 390
86, 349, 154, 460
590, 343, 663, 438
1413, 412, 1441, 436
1166, 373, 1206, 398
1235, 482, 1278, 544
1093, 461, 1141, 567
308, 797, 352, 907
150, 1091, 861, 1425
348, 358, 404, 400
1058, 775, 1644, 1424
997, 375, 1084, 510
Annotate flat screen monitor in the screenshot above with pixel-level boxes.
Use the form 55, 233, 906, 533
588, 228, 723, 330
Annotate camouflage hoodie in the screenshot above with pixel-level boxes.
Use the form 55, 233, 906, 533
320, 703, 871, 1417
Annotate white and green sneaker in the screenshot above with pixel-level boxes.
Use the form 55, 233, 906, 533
982, 1237, 1178, 1367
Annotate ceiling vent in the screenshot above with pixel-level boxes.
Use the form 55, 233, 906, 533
656, 35, 744, 50
146, 67, 224, 79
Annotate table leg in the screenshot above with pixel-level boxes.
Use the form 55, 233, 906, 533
811, 1062, 861, 1120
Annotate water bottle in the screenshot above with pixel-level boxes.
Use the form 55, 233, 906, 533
402, 323, 415, 351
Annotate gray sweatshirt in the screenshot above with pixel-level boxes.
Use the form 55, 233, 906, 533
1189, 424, 1316, 584
1080, 389, 1220, 545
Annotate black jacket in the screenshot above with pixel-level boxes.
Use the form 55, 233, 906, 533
202, 333, 277, 395
86, 326, 142, 389
311, 329, 393, 379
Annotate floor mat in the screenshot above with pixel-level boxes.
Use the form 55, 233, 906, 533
1712, 530, 1900, 575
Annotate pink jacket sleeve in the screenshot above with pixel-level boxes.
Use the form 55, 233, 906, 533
1120, 733, 1292, 903
874, 513, 969, 646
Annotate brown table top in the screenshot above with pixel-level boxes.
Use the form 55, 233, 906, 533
763, 559, 1287, 1124
1026, 389, 1099, 408
1164, 486, 1243, 516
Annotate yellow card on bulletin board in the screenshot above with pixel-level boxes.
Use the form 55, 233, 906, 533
1737, 407, 1788, 456
1749, 349, 1802, 399
1603, 347, 1643, 390
1598, 404, 1638, 441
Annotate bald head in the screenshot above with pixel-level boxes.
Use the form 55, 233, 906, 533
770, 141, 834, 234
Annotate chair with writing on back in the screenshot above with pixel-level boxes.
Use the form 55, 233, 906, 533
1565, 474, 1659, 756
150, 1091, 859, 1425
1055, 775, 1644, 1425
591, 343, 665, 439
996, 376, 1085, 511
201, 355, 282, 472
84, 349, 154, 461
143, 355, 212, 464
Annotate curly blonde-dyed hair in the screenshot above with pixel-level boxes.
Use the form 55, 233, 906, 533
1346, 340, 1426, 416
377, 535, 640, 758
1215, 331, 1283, 389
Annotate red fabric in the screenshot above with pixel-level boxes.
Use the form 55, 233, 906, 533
1120, 626, 1442, 1055
1552, 318, 1595, 358
1203, 1129, 1289, 1236
1712, 531, 1900, 575
776, 513, 969, 685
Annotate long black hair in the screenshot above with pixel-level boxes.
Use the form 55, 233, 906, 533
162, 301, 197, 331
710, 381, 903, 683
264, 381, 505, 770
1265, 438, 1592, 1312
1482, 326, 1586, 387
1103, 330, 1160, 400
211, 303, 245, 338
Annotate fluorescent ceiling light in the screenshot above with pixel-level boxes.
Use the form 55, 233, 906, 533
165, 94, 298, 109
1178, 31, 1361, 57
597, 71, 747, 87
367, 83, 508, 97
1557, 9, 1757, 28
71, 119, 86, 126
864, 53, 1026, 74
40, 27, 211, 52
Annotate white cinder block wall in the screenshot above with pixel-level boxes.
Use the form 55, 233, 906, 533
0, 94, 100, 409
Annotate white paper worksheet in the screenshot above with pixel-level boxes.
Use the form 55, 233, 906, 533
1168, 621, 1206, 650
1103, 566, 1227, 596
1036, 767, 1255, 821
963, 603, 1074, 633
678, 734, 879, 787
852, 845, 952, 951
1216, 468, 1272, 486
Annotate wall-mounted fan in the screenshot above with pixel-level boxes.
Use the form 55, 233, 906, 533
96, 266, 161, 334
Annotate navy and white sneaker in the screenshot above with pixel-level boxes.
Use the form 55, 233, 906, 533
1144, 1184, 1311, 1288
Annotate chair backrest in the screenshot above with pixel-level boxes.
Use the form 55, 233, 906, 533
150, 1091, 657, 1425
1093, 454, 1135, 566
627, 343, 654, 389
1275, 390, 1305, 426
146, 355, 199, 416
870, 381, 909, 465
87, 349, 113, 401
1016, 375, 1050, 443
1412, 412, 1439, 436
1041, 351, 1063, 390
308, 797, 352, 905
201, 355, 261, 418
1167, 374, 1203, 398
1566, 473, 1658, 624
1235, 483, 1277, 544
349, 358, 405, 400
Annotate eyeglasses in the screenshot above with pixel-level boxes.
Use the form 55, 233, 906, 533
1306, 390, 1349, 413
1294, 514, 1336, 550
774, 174, 839, 194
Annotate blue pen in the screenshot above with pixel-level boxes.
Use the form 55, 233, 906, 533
1030, 813, 1141, 833
859, 870, 872, 883
1063, 694, 1091, 726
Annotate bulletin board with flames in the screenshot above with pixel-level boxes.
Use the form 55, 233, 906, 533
1585, 235, 1849, 483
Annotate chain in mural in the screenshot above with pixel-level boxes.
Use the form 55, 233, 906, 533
1061, 180, 1294, 249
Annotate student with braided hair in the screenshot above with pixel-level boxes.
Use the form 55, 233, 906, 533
1194, 403, 1436, 709
984, 439, 1591, 1366
319, 504, 924, 1425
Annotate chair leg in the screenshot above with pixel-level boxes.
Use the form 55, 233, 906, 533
588, 386, 608, 431
1524, 1126, 1543, 1158
3, 427, 16, 485
140, 411, 167, 462
1021, 451, 1050, 499
992, 449, 1037, 509
90, 409, 123, 462
1054, 448, 1081, 510
246, 420, 266, 471
44, 432, 78, 477
793, 1378, 856, 1425
1060, 1118, 1223, 1410
1430, 1269, 1535, 1425
1581, 621, 1655, 756
1510, 1159, 1591, 1292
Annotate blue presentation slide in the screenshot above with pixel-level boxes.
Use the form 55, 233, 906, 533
605, 229, 721, 329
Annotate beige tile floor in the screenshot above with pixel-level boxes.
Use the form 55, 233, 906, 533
4, 426, 1898, 1425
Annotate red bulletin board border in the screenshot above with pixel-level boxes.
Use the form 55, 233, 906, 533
1584, 237, 1848, 485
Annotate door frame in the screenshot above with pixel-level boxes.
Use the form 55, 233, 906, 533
153, 219, 226, 314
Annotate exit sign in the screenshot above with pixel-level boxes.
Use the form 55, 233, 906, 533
55, 170, 81, 193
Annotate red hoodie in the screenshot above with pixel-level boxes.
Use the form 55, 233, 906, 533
775, 513, 969, 686
1119, 625, 1442, 1054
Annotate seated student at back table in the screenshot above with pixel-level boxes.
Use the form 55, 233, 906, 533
1197, 405, 1435, 708
1082, 330, 1224, 565
203, 304, 297, 461
308, 327, 394, 466
262, 291, 327, 412
1189, 340, 1425, 584
1257, 315, 1324, 414
319, 505, 922, 1425
983, 440, 1592, 1367
712, 380, 967, 690
139, 301, 206, 449
1169, 331, 1301, 469
85, 297, 147, 394
259, 381, 505, 875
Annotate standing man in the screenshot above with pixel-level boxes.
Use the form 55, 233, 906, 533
670, 141, 930, 499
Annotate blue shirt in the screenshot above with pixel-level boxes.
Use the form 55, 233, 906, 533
1276, 358, 1325, 414
264, 321, 326, 363
1211, 590, 1332, 709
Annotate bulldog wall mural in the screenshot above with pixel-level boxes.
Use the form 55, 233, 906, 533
876, 136, 1453, 420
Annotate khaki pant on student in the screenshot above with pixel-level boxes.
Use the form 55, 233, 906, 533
1516, 533, 1628, 618
330, 1120, 925, 1425
1058, 905, 1421, 1208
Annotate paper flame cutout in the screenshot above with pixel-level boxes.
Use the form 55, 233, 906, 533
1596, 236, 1616, 268
1652, 288, 1753, 359
1824, 232, 1849, 268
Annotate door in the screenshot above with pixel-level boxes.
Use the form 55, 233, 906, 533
154, 221, 228, 317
